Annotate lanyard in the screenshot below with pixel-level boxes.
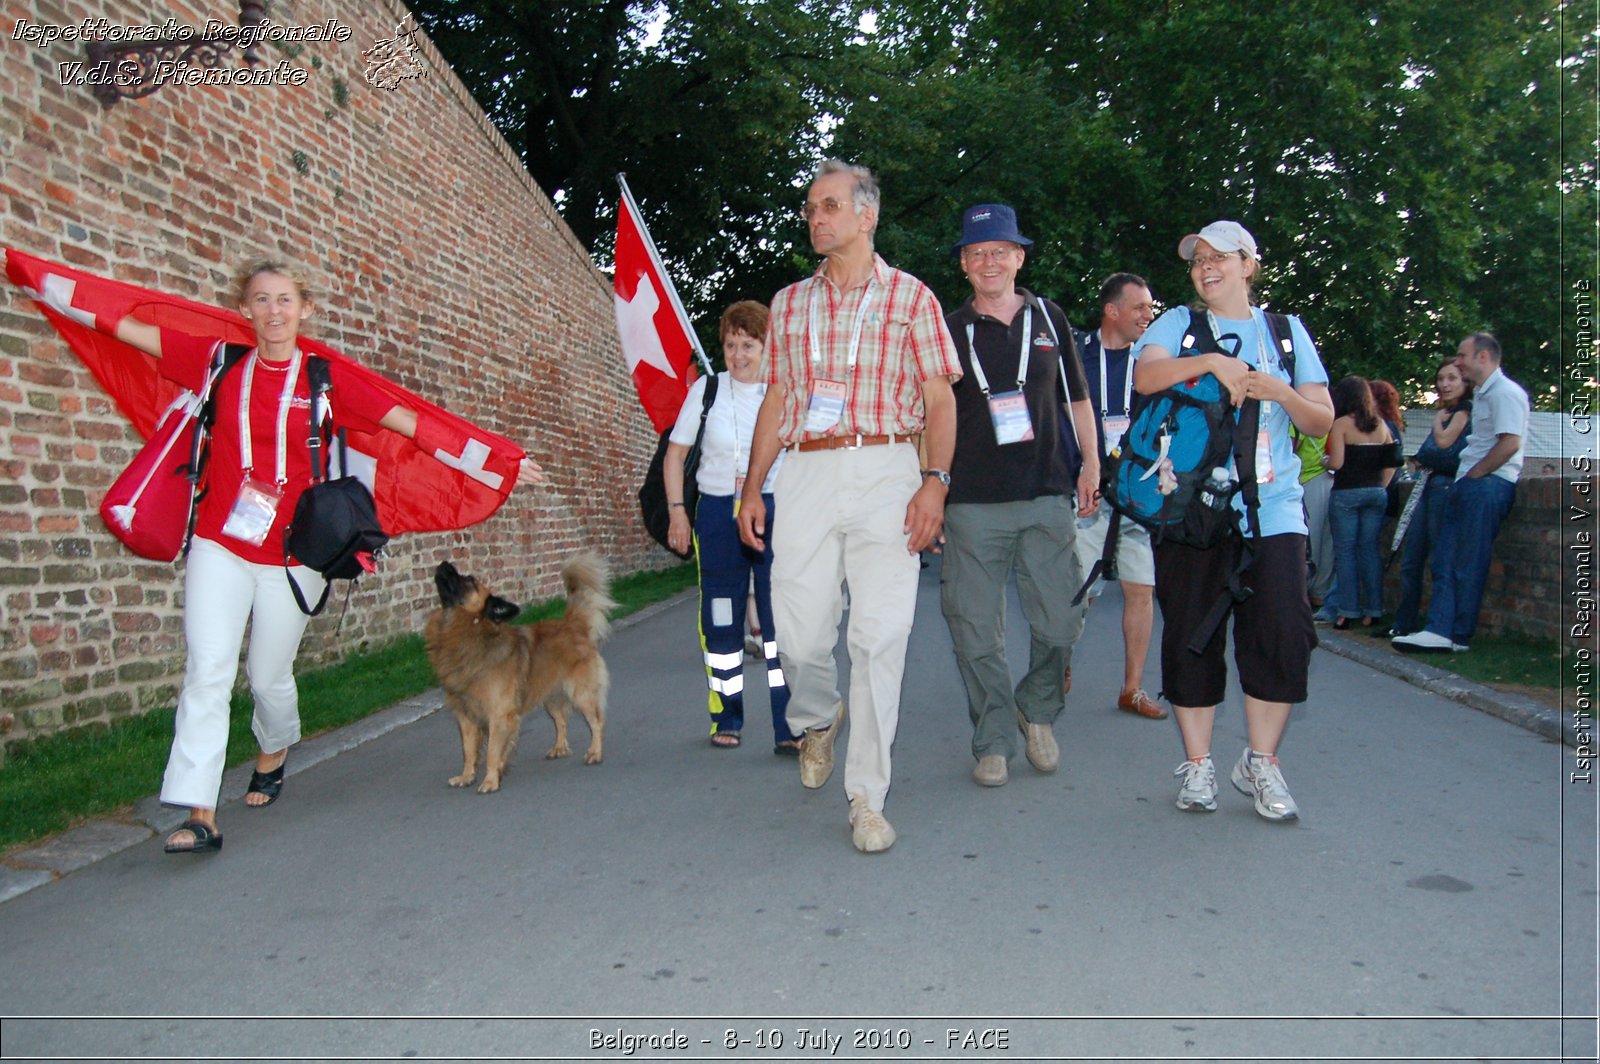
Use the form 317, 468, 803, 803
1095, 328, 1134, 418
1206, 308, 1273, 374
807, 275, 879, 372
963, 306, 1032, 398
237, 347, 304, 485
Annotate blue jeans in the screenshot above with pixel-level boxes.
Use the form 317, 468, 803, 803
1393, 475, 1454, 634
1329, 486, 1388, 619
1423, 475, 1516, 645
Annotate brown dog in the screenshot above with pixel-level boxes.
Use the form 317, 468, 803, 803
424, 554, 614, 793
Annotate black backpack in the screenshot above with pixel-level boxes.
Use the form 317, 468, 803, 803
638, 374, 719, 559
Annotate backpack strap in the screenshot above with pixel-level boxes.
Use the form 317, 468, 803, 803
285, 355, 337, 619
1179, 310, 1301, 655
178, 341, 252, 557
305, 355, 334, 482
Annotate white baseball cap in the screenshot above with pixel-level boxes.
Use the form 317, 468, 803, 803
1179, 220, 1260, 260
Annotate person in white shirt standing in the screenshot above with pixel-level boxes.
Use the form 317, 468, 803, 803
664, 301, 797, 753
1392, 332, 1528, 653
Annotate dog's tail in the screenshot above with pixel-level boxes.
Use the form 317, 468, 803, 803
562, 552, 616, 642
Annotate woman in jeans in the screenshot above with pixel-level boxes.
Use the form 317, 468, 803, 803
1325, 376, 1400, 630
1390, 360, 1474, 636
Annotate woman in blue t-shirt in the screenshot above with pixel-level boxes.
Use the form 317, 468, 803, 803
1131, 221, 1333, 822
1390, 359, 1474, 636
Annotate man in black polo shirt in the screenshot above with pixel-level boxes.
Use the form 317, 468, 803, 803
938, 204, 1099, 787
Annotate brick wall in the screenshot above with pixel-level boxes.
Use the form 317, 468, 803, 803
1384, 473, 1598, 648
0, 0, 667, 745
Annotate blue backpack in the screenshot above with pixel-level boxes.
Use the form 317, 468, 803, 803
1081, 310, 1297, 648
1103, 310, 1294, 545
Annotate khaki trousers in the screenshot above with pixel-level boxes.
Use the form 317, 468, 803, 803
771, 443, 922, 812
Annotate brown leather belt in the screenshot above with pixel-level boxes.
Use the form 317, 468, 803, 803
792, 433, 912, 453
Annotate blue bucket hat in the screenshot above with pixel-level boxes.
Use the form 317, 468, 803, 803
951, 203, 1033, 257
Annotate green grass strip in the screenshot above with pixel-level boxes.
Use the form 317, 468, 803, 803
1416, 631, 1566, 691
0, 562, 695, 852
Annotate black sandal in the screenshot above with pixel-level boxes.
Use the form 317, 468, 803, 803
164, 820, 223, 854
246, 759, 286, 807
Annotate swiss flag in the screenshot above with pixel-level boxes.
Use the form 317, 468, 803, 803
5, 248, 525, 537
613, 180, 701, 433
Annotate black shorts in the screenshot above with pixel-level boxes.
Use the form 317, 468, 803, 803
1153, 533, 1317, 708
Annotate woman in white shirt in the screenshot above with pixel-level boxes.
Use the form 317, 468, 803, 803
663, 302, 797, 753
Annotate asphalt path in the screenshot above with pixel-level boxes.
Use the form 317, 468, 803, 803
0, 558, 1594, 1063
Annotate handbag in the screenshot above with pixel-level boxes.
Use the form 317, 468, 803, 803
283, 361, 389, 616
638, 373, 719, 559
98, 342, 248, 561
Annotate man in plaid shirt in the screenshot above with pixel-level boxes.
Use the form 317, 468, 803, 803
738, 159, 961, 854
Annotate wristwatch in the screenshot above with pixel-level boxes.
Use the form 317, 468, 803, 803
922, 469, 952, 487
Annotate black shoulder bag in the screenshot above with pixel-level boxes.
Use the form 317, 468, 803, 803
638, 373, 720, 559
283, 357, 390, 617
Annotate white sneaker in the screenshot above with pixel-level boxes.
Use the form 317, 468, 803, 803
1391, 630, 1456, 654
1231, 749, 1300, 821
848, 795, 895, 853
1173, 756, 1217, 812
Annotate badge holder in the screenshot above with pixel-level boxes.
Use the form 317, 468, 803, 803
988, 390, 1035, 445
221, 475, 283, 547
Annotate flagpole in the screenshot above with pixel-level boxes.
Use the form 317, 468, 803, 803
616, 173, 715, 377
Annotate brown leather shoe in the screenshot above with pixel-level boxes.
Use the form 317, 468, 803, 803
1117, 688, 1168, 719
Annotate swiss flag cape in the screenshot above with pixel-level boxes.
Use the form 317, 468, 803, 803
5, 248, 525, 536
613, 179, 703, 433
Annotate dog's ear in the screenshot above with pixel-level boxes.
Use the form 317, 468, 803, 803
485, 595, 521, 623
434, 561, 465, 607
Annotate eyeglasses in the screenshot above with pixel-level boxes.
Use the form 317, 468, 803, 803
801, 197, 854, 222
962, 246, 1018, 263
1189, 251, 1239, 270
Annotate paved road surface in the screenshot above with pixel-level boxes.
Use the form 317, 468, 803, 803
0, 559, 1594, 1063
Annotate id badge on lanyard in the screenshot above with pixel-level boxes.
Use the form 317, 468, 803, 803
221, 348, 303, 546
804, 379, 847, 432
1102, 415, 1131, 454
221, 476, 283, 546
803, 277, 876, 436
967, 311, 1035, 446
1255, 419, 1276, 485
988, 391, 1034, 444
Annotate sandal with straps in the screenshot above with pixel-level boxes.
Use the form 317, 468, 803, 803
246, 757, 287, 807
164, 820, 223, 854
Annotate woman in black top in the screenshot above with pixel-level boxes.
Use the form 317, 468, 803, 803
1325, 376, 1400, 629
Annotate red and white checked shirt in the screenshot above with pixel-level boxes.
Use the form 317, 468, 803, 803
765, 255, 961, 444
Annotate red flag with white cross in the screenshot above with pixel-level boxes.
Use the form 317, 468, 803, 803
613, 176, 711, 433
4, 247, 525, 536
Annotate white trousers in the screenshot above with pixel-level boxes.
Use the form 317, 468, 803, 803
772, 444, 922, 812
159, 537, 323, 809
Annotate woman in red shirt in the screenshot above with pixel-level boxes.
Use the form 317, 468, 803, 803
107, 262, 542, 853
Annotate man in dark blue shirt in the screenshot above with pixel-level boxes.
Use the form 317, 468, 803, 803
1072, 273, 1167, 719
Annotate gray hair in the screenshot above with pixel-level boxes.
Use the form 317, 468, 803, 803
816, 158, 880, 219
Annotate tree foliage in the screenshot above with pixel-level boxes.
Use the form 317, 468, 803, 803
413, 1, 1590, 406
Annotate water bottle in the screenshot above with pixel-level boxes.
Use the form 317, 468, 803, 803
1199, 467, 1233, 511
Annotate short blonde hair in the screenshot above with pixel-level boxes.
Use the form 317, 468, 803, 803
233, 260, 313, 305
